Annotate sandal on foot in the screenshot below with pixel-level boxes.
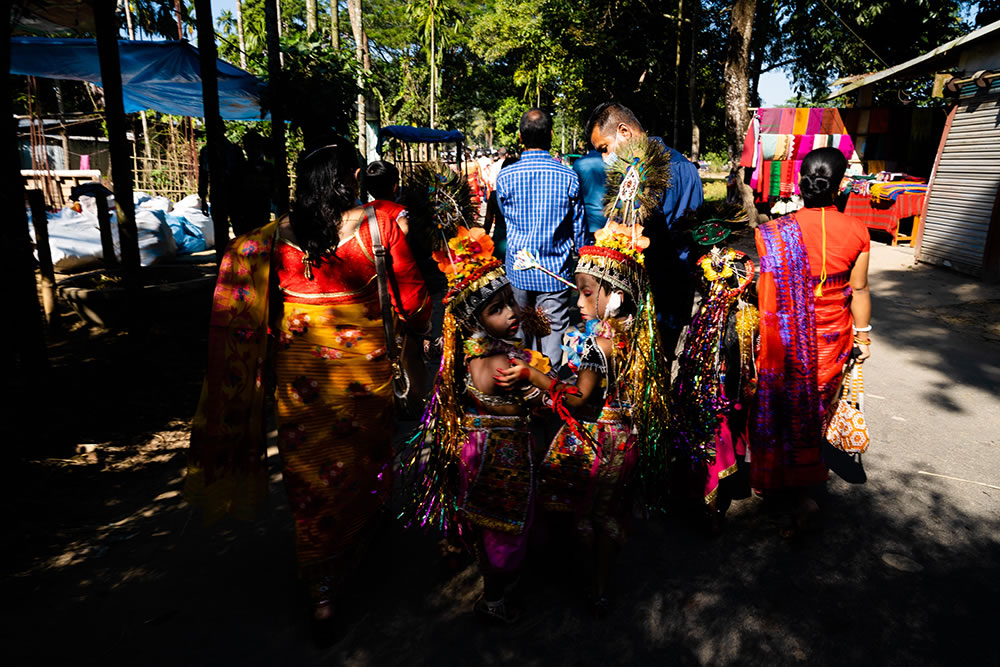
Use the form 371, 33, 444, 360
593, 595, 610, 619
473, 594, 520, 625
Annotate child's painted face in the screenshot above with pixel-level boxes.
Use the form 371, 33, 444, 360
575, 273, 622, 321
477, 286, 520, 339
575, 273, 600, 321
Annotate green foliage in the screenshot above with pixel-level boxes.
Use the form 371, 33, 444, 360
272, 32, 361, 141
493, 97, 529, 150
765, 0, 969, 103
702, 151, 729, 172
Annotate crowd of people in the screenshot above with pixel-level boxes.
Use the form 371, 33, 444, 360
185, 102, 873, 636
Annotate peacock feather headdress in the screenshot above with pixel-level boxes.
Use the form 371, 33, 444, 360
576, 134, 676, 512
576, 135, 670, 301
403, 160, 478, 253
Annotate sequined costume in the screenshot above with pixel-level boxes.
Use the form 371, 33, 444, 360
541, 325, 637, 544
399, 227, 551, 575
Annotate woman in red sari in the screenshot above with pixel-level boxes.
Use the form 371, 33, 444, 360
752, 147, 871, 536
186, 137, 430, 628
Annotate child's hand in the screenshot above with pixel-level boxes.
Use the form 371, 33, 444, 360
494, 359, 531, 389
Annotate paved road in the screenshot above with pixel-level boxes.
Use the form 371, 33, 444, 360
6, 242, 999, 666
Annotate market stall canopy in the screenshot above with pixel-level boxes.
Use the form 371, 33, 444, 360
377, 125, 465, 153
9, 37, 266, 120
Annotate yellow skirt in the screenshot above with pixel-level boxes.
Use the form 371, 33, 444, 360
274, 299, 394, 578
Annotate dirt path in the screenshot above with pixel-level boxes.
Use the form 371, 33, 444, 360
5, 245, 999, 666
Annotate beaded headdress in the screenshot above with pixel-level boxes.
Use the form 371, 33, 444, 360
575, 135, 670, 300
432, 226, 509, 323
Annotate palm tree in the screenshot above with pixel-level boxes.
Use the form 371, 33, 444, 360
235, 0, 248, 70
407, 0, 461, 129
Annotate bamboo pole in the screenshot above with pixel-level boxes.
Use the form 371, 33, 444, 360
94, 1, 141, 279
265, 0, 289, 212
27, 189, 58, 328
195, 0, 231, 260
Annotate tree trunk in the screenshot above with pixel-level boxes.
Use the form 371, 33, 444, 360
331, 0, 340, 48
671, 0, 683, 148
236, 0, 248, 70
306, 0, 318, 34
1, 7, 48, 373
429, 2, 436, 129
348, 0, 367, 157
723, 0, 764, 225
264, 0, 289, 211
688, 0, 700, 161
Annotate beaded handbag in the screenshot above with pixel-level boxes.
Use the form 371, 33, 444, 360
825, 363, 869, 454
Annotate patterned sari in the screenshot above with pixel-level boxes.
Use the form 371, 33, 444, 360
751, 209, 866, 489
186, 209, 430, 584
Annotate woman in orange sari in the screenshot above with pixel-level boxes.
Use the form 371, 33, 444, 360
752, 147, 871, 536
186, 137, 430, 626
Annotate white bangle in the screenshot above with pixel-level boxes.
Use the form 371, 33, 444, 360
853, 324, 872, 332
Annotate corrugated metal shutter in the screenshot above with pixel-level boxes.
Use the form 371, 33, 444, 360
920, 93, 1000, 277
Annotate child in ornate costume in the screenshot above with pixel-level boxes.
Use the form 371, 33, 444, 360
500, 136, 674, 615
670, 229, 759, 534
399, 225, 552, 625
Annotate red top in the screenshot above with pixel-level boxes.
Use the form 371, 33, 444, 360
795, 206, 870, 279
275, 207, 431, 330
369, 199, 408, 229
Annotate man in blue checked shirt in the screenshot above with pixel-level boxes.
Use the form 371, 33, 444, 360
497, 108, 586, 370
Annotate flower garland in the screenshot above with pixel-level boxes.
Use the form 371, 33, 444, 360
463, 331, 552, 375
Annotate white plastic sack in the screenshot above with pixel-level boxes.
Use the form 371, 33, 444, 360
138, 195, 173, 213
108, 208, 177, 266
172, 195, 214, 248
32, 206, 105, 272
30, 200, 178, 271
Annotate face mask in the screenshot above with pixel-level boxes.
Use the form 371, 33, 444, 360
602, 151, 618, 167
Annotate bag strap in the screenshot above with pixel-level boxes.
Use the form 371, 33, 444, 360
854, 364, 865, 412
366, 205, 400, 363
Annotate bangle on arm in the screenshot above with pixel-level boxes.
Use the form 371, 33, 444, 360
853, 324, 872, 332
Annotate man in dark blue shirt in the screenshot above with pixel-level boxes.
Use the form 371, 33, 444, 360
586, 102, 704, 353
572, 146, 607, 244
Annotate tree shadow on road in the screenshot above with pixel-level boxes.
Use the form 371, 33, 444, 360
6, 442, 998, 666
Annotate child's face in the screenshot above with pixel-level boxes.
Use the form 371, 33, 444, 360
575, 273, 600, 321
575, 273, 621, 321
477, 286, 520, 339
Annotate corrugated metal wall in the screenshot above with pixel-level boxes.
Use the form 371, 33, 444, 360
920, 84, 1000, 277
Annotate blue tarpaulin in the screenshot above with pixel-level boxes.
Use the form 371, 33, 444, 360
9, 37, 266, 120
377, 125, 465, 153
